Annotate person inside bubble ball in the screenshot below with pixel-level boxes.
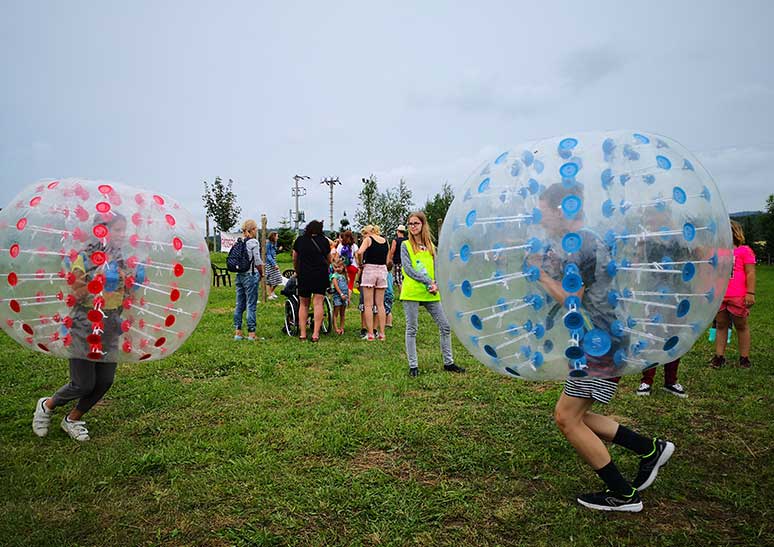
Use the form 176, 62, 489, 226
529, 183, 674, 512
32, 212, 132, 442
711, 220, 756, 369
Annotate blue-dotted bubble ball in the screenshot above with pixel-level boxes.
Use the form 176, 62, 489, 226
436, 131, 732, 381
0, 179, 211, 362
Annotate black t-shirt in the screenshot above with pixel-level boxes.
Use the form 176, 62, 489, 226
293, 235, 330, 289
392, 236, 407, 264
363, 237, 389, 265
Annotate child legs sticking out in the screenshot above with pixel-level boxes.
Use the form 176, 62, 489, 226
556, 378, 675, 512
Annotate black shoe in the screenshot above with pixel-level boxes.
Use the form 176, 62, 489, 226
739, 356, 751, 368
632, 439, 675, 491
409, 367, 419, 377
710, 355, 725, 369
360, 328, 368, 340
443, 363, 466, 373
577, 489, 642, 512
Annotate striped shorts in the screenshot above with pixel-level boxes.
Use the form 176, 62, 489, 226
564, 376, 619, 405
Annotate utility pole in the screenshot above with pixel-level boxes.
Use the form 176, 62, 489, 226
291, 175, 309, 232
320, 177, 341, 233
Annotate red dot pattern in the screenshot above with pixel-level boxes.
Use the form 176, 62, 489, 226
2, 179, 210, 363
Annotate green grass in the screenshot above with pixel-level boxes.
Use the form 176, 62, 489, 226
0, 255, 771, 546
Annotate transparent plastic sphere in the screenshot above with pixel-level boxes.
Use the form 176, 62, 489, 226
437, 131, 732, 381
0, 179, 211, 362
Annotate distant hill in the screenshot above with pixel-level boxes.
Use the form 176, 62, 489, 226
730, 211, 763, 218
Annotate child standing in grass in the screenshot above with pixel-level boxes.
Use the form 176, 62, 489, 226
331, 258, 349, 335
712, 220, 756, 369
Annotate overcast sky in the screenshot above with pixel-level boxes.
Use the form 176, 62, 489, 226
2, 1, 772, 232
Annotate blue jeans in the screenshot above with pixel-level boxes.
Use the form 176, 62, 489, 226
234, 272, 260, 332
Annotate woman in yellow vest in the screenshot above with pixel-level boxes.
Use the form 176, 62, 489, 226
400, 211, 465, 377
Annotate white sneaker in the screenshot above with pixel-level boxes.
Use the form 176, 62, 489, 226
32, 397, 53, 437
636, 383, 652, 396
268, 294, 278, 300
61, 416, 90, 441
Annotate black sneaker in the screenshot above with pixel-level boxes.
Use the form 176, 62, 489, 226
443, 363, 466, 373
662, 383, 687, 398
739, 356, 751, 369
360, 328, 368, 340
409, 367, 419, 377
577, 489, 642, 512
710, 355, 725, 369
632, 439, 675, 491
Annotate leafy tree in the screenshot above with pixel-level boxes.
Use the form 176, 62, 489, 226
763, 194, 774, 259
354, 175, 379, 229
202, 177, 241, 233
277, 217, 295, 253
424, 182, 455, 241
375, 178, 414, 238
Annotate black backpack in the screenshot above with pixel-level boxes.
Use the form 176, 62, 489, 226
226, 238, 254, 273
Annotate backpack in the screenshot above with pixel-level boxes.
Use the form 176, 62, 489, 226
226, 238, 254, 273
339, 244, 353, 266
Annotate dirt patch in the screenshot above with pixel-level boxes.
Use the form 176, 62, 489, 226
350, 448, 441, 486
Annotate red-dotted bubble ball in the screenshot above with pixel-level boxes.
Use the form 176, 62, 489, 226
0, 179, 211, 362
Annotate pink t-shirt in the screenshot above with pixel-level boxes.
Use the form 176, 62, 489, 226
724, 245, 755, 298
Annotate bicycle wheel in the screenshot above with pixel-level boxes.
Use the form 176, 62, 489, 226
284, 298, 298, 336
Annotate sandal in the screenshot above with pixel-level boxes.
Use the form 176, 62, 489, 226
311, 335, 320, 343
299, 335, 308, 341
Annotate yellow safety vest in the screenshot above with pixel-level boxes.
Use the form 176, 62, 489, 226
400, 240, 441, 302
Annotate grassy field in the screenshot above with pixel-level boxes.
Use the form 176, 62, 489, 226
0, 254, 771, 547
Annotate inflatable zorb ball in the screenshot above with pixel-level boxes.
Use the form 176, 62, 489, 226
0, 179, 211, 362
437, 131, 732, 380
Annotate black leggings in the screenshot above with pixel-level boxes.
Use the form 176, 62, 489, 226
51, 359, 117, 414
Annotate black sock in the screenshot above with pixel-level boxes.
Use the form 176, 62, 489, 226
612, 425, 653, 456
595, 460, 634, 497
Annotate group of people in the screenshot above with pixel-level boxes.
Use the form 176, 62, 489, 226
288, 212, 465, 375
30, 201, 757, 515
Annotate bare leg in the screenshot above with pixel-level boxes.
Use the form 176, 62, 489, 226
312, 294, 324, 338
363, 287, 375, 336
374, 287, 386, 337
555, 393, 612, 469
715, 310, 730, 356
733, 315, 750, 357
299, 296, 310, 338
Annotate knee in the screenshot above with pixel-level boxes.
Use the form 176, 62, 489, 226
405, 323, 418, 337
734, 319, 749, 332
716, 316, 730, 329
554, 407, 580, 434
71, 377, 96, 397
438, 321, 451, 336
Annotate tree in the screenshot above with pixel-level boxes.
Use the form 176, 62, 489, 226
354, 175, 379, 230
277, 217, 295, 253
424, 182, 455, 241
339, 211, 351, 233
202, 177, 241, 233
763, 194, 774, 260
375, 178, 414, 238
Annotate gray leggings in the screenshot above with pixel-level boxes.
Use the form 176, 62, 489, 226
403, 300, 453, 369
51, 358, 117, 414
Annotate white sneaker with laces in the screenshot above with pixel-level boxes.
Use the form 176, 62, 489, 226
636, 383, 652, 396
61, 416, 90, 442
662, 383, 688, 398
32, 397, 53, 437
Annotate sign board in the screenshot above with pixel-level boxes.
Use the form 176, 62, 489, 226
219, 232, 242, 253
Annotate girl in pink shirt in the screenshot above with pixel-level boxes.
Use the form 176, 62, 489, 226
712, 220, 756, 368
